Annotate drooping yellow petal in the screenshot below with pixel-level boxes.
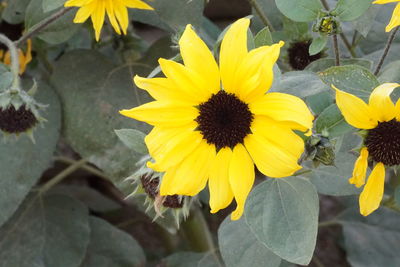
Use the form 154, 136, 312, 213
219, 18, 250, 94
119, 101, 198, 126
113, 1, 129, 35
90, 0, 106, 41
373, 0, 400, 3
65, 0, 94, 7
122, 0, 153, 9
368, 83, 399, 122
385, 2, 400, 32
237, 42, 284, 102
158, 58, 212, 104
244, 133, 302, 178
359, 162, 385, 216
105, 0, 121, 34
249, 92, 314, 132
333, 85, 378, 129
160, 141, 216, 196
251, 115, 305, 159
179, 25, 220, 95
147, 130, 203, 172
349, 147, 369, 188
73, 1, 96, 23
229, 144, 255, 220
208, 147, 234, 213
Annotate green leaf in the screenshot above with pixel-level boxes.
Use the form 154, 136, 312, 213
0, 194, 90, 267
334, 0, 373, 21
306, 58, 373, 72
353, 5, 380, 37
0, 72, 14, 91
282, 17, 310, 41
318, 65, 379, 100
1, 0, 31, 24
163, 252, 220, 267
275, 0, 323, 22
309, 36, 327, 56
218, 217, 282, 267
251, 0, 282, 32
80, 217, 146, 267
254, 27, 273, 48
51, 50, 152, 194
25, 0, 79, 44
305, 91, 334, 115
115, 129, 147, 155
315, 104, 354, 137
245, 177, 319, 265
42, 0, 64, 12
378, 60, 400, 84
0, 82, 61, 227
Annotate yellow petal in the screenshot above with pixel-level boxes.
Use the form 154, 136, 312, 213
244, 133, 302, 178
159, 58, 212, 104
237, 42, 284, 102
160, 141, 216, 196
209, 147, 234, 213
249, 92, 314, 132
73, 2, 96, 23
105, 0, 121, 34
359, 162, 385, 216
373, 0, 400, 3
113, 1, 129, 35
219, 18, 250, 94
349, 147, 369, 188
395, 98, 400, 121
251, 115, 305, 159
369, 83, 399, 122
333, 85, 378, 129
133, 75, 196, 104
119, 101, 198, 126
65, 0, 94, 7
147, 130, 203, 172
229, 144, 255, 220
179, 25, 220, 94
90, 0, 106, 41
122, 0, 153, 9
386, 2, 400, 32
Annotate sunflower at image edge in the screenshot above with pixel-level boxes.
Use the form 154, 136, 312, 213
334, 83, 400, 216
120, 18, 314, 220
65, 0, 153, 41
373, 0, 400, 32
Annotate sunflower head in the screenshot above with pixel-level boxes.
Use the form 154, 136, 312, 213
373, 0, 400, 32
120, 18, 314, 220
334, 83, 400, 216
287, 40, 324, 70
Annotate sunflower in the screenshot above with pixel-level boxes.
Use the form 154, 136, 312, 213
65, 0, 153, 41
120, 18, 314, 220
373, 0, 400, 32
334, 83, 400, 216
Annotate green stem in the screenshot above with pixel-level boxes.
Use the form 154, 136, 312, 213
54, 156, 109, 180
181, 207, 216, 252
247, 0, 275, 31
39, 158, 87, 193
374, 26, 399, 76
0, 33, 20, 90
318, 220, 340, 228
333, 34, 340, 66
15, 7, 73, 47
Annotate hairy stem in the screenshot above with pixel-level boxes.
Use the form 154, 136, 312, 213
0, 34, 20, 90
333, 34, 340, 66
54, 156, 109, 180
318, 220, 341, 228
374, 27, 399, 76
15, 7, 74, 47
247, 0, 275, 31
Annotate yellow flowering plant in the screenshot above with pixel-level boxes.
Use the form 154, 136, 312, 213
2, 0, 400, 266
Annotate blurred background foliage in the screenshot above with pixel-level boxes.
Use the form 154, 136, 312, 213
1, 0, 400, 266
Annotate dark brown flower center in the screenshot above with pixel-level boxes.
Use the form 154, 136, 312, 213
196, 91, 253, 150
0, 105, 38, 133
288, 41, 322, 70
365, 119, 400, 166
140, 175, 184, 208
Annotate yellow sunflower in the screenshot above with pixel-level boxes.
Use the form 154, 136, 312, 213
65, 0, 153, 41
373, 0, 400, 32
120, 18, 314, 220
334, 83, 400, 216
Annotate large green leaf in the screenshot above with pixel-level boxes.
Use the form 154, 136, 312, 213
245, 177, 319, 265
218, 217, 281, 267
1, 0, 31, 24
51, 50, 152, 194
42, 0, 64, 12
0, 194, 90, 267
80, 217, 146, 267
0, 82, 61, 227
318, 65, 379, 100
305, 58, 373, 72
334, 0, 373, 21
315, 104, 354, 137
163, 252, 220, 267
25, 0, 79, 44
275, 0, 323, 22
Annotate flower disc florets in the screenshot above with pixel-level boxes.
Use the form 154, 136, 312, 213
287, 40, 323, 70
0, 104, 37, 133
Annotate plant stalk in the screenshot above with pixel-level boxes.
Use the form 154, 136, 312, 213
15, 7, 74, 47
247, 0, 275, 31
374, 26, 399, 76
333, 34, 340, 66
0, 33, 20, 90
54, 156, 109, 180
